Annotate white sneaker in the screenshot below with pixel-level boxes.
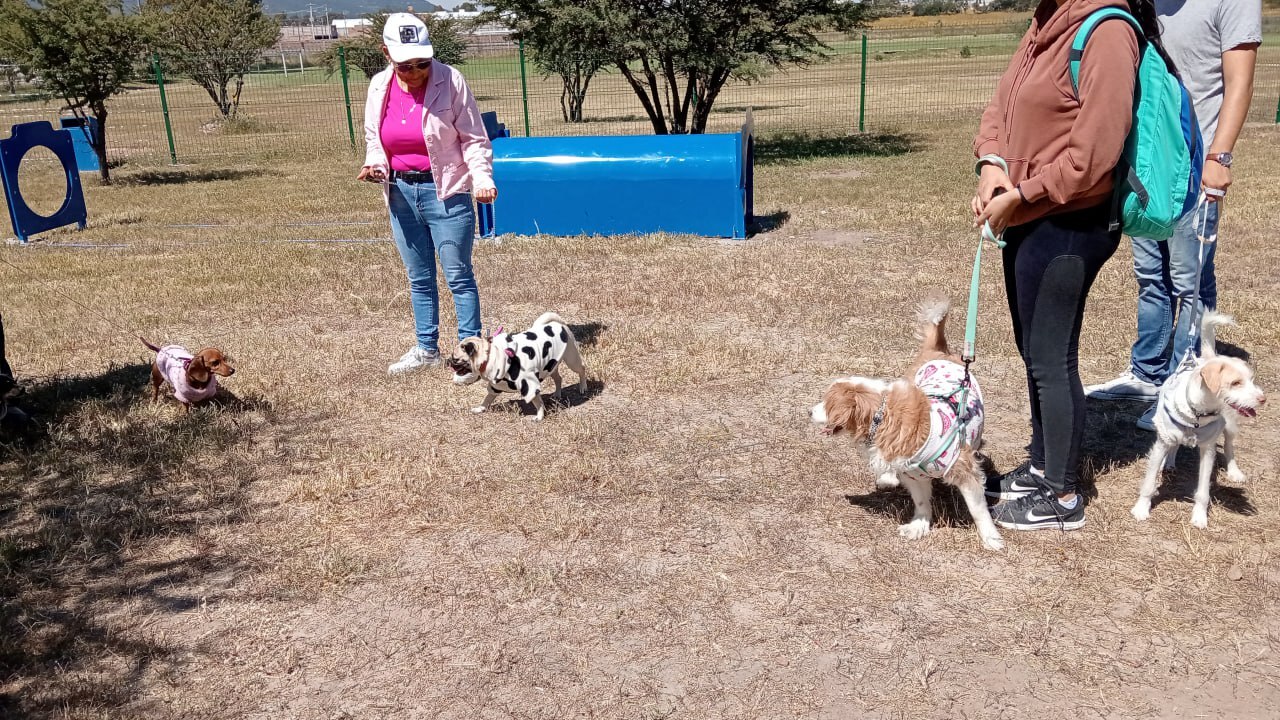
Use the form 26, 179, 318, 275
388, 346, 440, 375
1084, 370, 1159, 401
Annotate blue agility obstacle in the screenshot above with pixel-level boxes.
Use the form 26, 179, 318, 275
482, 111, 754, 239
59, 116, 101, 174
1, 121, 89, 244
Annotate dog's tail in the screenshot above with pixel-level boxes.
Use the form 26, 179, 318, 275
1199, 310, 1235, 359
915, 292, 951, 354
139, 336, 161, 353
534, 311, 566, 327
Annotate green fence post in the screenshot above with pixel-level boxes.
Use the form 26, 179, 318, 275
339, 46, 356, 148
858, 33, 868, 134
518, 38, 532, 137
151, 52, 177, 165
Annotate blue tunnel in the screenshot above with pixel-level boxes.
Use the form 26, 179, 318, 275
482, 114, 754, 239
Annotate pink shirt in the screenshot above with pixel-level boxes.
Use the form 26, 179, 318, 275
380, 80, 431, 173
363, 62, 494, 201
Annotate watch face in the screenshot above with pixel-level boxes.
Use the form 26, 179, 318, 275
1214, 152, 1233, 167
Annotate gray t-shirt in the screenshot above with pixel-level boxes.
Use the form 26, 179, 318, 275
1156, 0, 1263, 145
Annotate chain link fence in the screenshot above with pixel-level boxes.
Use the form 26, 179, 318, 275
1, 18, 1277, 166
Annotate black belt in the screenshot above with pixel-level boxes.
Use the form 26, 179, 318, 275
389, 170, 433, 183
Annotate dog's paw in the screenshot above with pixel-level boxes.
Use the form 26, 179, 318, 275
898, 518, 931, 541
1190, 508, 1209, 529
471, 406, 487, 414
1226, 462, 1247, 484
875, 474, 900, 490
1130, 501, 1152, 522
980, 533, 1005, 552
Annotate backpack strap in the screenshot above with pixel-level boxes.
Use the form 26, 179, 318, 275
1070, 7, 1144, 232
1069, 7, 1144, 99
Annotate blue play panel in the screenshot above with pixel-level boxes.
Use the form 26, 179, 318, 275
1, 120, 89, 244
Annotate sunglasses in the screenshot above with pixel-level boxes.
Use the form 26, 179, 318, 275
395, 59, 432, 72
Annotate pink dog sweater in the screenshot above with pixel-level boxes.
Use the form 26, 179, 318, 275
156, 345, 218, 405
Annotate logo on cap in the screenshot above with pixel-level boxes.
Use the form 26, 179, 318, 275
399, 26, 419, 44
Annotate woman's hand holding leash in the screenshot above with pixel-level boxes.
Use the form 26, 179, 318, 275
357, 166, 386, 183
974, 187, 1022, 238
474, 187, 498, 204
973, 163, 1014, 216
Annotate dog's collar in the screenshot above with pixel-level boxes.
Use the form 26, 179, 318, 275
1162, 372, 1223, 431
866, 393, 889, 443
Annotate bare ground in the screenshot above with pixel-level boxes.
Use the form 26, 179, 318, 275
2, 122, 1279, 719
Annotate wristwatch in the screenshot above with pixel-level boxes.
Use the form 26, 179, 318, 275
1208, 152, 1233, 168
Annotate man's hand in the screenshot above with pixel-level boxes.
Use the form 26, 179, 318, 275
1202, 159, 1231, 202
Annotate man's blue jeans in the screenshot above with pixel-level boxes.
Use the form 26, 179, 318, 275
1129, 201, 1219, 386
387, 179, 481, 353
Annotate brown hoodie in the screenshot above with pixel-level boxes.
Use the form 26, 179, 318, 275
973, 0, 1140, 227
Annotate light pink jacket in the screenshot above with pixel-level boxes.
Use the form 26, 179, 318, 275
363, 62, 495, 202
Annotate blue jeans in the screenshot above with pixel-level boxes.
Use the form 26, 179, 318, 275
1129, 202, 1219, 386
387, 179, 481, 352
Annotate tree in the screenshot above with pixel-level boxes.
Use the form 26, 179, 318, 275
0, 0, 143, 183
487, 0, 609, 123
498, 0, 868, 135
318, 12, 467, 80
143, 0, 279, 121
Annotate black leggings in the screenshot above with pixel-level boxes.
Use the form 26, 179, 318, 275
1002, 204, 1120, 495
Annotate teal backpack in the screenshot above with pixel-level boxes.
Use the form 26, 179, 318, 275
1070, 7, 1204, 240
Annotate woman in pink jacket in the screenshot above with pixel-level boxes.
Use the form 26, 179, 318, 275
358, 13, 497, 375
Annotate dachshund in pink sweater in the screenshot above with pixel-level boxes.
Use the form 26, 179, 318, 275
140, 337, 235, 411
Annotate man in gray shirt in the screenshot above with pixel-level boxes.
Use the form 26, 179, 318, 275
1086, 0, 1263, 432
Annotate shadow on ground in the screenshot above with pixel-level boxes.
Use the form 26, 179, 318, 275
111, 168, 275, 187
0, 362, 277, 717
749, 211, 791, 235
568, 322, 608, 348
845, 482, 981, 532
755, 132, 921, 164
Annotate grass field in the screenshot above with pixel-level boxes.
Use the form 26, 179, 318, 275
3, 108, 1280, 718
2, 13, 1280, 718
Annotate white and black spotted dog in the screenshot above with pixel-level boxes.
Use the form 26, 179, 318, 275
447, 311, 588, 421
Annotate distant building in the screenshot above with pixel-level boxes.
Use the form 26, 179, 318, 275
331, 18, 373, 38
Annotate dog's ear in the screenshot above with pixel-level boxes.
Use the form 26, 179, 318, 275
1200, 360, 1226, 396
460, 338, 480, 359
823, 383, 877, 438
187, 355, 211, 384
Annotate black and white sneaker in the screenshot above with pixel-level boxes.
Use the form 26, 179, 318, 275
991, 490, 1086, 531
985, 462, 1043, 501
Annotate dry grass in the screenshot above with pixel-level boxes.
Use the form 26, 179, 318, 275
2, 117, 1280, 719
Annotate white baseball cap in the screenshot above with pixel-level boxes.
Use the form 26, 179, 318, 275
382, 13, 434, 63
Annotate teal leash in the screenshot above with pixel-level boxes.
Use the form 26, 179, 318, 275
911, 155, 1010, 472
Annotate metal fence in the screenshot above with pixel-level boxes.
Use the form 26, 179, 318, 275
1, 18, 1278, 166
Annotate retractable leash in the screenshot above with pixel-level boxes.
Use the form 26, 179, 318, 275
1175, 190, 1220, 373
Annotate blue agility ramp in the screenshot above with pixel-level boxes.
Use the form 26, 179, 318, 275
485, 112, 754, 239
1, 121, 89, 244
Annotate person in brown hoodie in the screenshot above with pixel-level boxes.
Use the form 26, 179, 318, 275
972, 0, 1170, 532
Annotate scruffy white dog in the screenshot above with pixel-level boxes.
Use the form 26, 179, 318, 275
1131, 312, 1266, 529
